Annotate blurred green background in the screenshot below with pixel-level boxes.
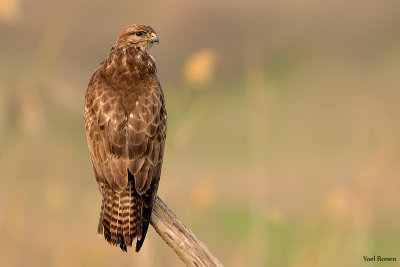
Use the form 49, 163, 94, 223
1, 0, 400, 266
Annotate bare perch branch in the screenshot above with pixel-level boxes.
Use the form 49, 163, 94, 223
151, 196, 224, 267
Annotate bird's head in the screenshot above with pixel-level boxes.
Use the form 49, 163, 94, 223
115, 24, 159, 51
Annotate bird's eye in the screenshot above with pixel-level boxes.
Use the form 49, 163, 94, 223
135, 31, 144, 36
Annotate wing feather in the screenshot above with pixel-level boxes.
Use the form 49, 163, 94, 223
85, 80, 129, 192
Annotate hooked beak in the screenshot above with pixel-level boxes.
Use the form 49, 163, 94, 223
150, 32, 159, 44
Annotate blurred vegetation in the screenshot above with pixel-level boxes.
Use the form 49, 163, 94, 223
1, 0, 400, 266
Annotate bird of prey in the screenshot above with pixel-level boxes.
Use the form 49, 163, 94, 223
84, 24, 167, 252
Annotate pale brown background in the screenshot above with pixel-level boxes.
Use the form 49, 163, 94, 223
0, 0, 399, 266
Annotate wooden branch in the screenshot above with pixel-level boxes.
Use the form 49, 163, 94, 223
151, 196, 224, 267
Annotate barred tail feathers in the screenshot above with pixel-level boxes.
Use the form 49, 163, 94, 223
98, 182, 131, 250
99, 179, 153, 252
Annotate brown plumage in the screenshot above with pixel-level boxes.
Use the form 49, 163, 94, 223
84, 24, 166, 252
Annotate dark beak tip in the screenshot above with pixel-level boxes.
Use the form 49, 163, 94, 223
150, 34, 159, 44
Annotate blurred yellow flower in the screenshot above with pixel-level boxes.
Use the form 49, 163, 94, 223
0, 0, 20, 23
183, 49, 218, 86
322, 187, 350, 222
191, 180, 215, 210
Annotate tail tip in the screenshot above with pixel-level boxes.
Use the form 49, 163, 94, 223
135, 237, 144, 252
119, 236, 128, 252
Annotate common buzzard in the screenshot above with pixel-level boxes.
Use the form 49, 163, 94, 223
84, 24, 167, 252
